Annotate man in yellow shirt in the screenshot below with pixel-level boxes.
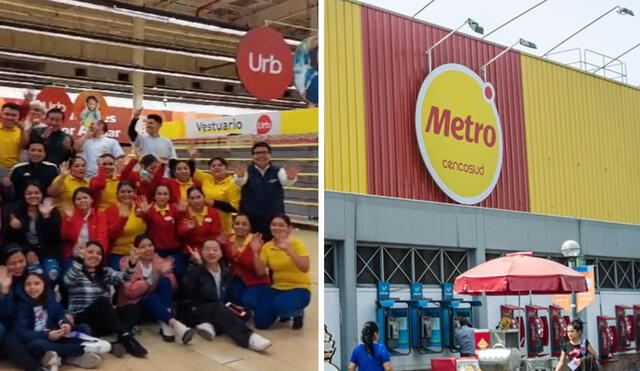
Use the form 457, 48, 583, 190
0, 102, 28, 169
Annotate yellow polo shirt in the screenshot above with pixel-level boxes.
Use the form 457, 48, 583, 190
177, 179, 195, 200
194, 170, 240, 234
97, 177, 119, 211
52, 175, 89, 207
111, 206, 147, 255
259, 237, 310, 290
0, 127, 21, 169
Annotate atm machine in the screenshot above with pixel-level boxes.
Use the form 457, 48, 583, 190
615, 305, 635, 351
634, 305, 640, 351
408, 283, 441, 354
525, 305, 549, 357
376, 282, 411, 356
597, 315, 618, 362
548, 305, 570, 357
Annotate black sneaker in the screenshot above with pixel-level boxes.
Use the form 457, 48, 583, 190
279, 316, 291, 322
292, 314, 304, 330
120, 334, 148, 358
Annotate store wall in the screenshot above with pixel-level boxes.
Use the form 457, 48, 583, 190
324, 0, 640, 225
325, 0, 368, 194
325, 288, 640, 370
521, 55, 640, 224
359, 5, 529, 212
325, 191, 640, 369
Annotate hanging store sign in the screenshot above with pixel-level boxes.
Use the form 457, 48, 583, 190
185, 111, 281, 138
414, 64, 503, 205
236, 26, 293, 101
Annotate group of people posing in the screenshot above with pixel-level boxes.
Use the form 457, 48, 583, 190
0, 100, 311, 371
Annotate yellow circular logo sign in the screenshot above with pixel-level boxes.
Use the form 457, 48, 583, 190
415, 64, 503, 205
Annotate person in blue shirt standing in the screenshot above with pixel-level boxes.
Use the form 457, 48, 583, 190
348, 321, 393, 371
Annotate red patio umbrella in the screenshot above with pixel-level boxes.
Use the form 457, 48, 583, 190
454, 252, 588, 296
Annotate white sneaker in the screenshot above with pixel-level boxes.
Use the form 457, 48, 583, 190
172, 320, 194, 345
41, 351, 60, 371
196, 322, 216, 341
248, 333, 272, 352
82, 339, 112, 354
65, 352, 101, 369
160, 321, 176, 342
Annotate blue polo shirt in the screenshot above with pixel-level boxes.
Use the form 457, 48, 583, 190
350, 343, 390, 371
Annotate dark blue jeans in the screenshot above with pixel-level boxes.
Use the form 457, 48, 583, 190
26, 337, 84, 359
232, 279, 270, 311
254, 288, 311, 329
118, 276, 174, 330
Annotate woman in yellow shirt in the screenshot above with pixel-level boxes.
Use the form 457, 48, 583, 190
105, 180, 147, 270
194, 157, 240, 234
253, 214, 310, 330
47, 157, 89, 207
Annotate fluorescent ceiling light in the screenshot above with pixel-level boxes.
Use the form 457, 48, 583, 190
0, 70, 299, 104
43, 0, 301, 46
0, 24, 235, 63
0, 50, 297, 90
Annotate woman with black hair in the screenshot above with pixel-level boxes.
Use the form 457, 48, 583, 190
194, 156, 240, 234
47, 157, 89, 208
116, 234, 193, 345
60, 187, 108, 269
180, 239, 271, 351
347, 321, 393, 371
5, 181, 61, 281
15, 272, 110, 369
0, 245, 50, 371
63, 240, 148, 358
555, 319, 599, 371
105, 180, 147, 270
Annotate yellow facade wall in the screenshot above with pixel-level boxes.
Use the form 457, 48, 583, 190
280, 107, 318, 134
324, 0, 368, 193
521, 55, 640, 224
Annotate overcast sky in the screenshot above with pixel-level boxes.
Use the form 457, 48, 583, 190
360, 0, 640, 88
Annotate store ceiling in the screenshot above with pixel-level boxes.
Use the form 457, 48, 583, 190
0, 0, 317, 110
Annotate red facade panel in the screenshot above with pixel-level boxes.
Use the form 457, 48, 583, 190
361, 7, 530, 211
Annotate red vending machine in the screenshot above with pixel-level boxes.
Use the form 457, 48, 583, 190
635, 305, 640, 351
615, 305, 634, 351
525, 305, 549, 357
549, 305, 570, 357
499, 305, 524, 348
597, 316, 617, 362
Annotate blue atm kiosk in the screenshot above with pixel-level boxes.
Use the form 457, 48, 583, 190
409, 283, 442, 354
377, 282, 481, 356
437, 284, 482, 351
376, 282, 412, 355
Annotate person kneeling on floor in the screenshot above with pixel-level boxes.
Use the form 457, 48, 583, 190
15, 273, 111, 370
180, 240, 271, 352
116, 234, 193, 345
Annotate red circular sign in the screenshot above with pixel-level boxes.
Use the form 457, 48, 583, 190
256, 114, 272, 135
36, 87, 73, 116
236, 27, 293, 100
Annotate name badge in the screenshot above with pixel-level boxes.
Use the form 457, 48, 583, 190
164, 216, 173, 222
204, 217, 213, 223
268, 179, 278, 183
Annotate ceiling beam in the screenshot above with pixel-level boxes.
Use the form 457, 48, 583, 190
247, 0, 317, 27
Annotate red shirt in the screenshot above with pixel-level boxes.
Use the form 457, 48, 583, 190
141, 204, 183, 251
177, 206, 222, 251
223, 233, 271, 287
60, 208, 109, 259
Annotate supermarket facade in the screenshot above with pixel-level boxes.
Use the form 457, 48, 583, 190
323, 0, 640, 370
